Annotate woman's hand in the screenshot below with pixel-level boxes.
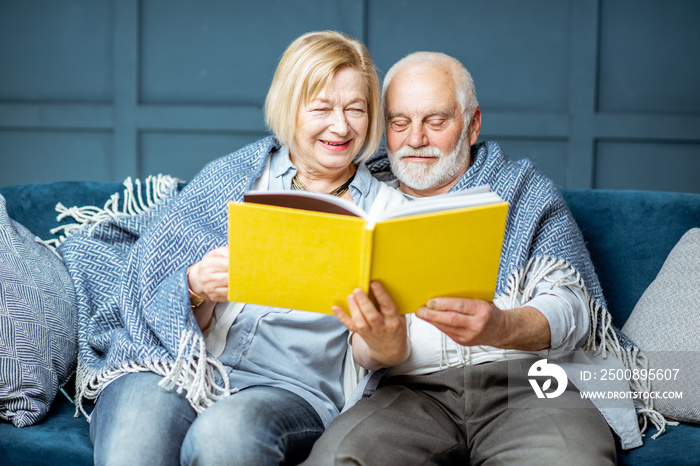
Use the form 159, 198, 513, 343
188, 246, 230, 303
332, 281, 410, 371
187, 246, 229, 330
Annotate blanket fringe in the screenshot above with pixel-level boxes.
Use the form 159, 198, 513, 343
75, 327, 236, 421
583, 295, 679, 438
503, 256, 676, 439
158, 328, 235, 413
47, 174, 181, 248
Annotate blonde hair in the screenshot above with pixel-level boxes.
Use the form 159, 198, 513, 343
264, 30, 381, 161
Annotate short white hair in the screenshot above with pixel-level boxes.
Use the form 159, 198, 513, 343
382, 52, 479, 123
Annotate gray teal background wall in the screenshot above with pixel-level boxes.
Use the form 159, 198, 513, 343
1, 0, 699, 193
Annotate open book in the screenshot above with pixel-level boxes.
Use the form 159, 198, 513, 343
227, 186, 509, 315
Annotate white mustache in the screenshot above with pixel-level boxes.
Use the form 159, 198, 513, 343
393, 145, 444, 159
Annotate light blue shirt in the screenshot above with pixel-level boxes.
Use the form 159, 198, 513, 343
267, 145, 384, 213
215, 146, 389, 427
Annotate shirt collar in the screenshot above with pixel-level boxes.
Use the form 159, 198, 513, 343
270, 145, 297, 181
270, 145, 371, 201
349, 162, 372, 199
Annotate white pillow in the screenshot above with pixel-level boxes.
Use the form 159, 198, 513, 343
622, 228, 700, 423
0, 195, 78, 427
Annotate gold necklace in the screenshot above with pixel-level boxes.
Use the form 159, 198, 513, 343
292, 171, 356, 197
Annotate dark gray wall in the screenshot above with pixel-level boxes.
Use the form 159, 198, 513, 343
1, 0, 699, 192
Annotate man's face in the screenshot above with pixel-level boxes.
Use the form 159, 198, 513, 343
385, 65, 471, 196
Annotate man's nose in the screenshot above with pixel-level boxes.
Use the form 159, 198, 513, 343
407, 124, 428, 148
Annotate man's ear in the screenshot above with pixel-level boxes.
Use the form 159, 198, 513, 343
468, 107, 482, 146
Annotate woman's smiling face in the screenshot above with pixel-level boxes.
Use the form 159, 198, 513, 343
293, 67, 369, 175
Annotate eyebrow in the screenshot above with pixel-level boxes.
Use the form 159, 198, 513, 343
309, 97, 367, 105
425, 110, 453, 119
386, 109, 454, 120
346, 98, 367, 106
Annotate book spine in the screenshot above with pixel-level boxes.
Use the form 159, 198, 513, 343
358, 226, 374, 292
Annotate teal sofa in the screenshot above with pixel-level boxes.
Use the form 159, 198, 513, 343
0, 181, 699, 465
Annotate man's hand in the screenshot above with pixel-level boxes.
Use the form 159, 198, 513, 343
332, 281, 410, 371
416, 297, 551, 351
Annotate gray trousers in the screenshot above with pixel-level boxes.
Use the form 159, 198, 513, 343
302, 359, 616, 466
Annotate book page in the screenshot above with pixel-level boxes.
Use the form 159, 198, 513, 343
244, 190, 368, 219
368, 185, 502, 226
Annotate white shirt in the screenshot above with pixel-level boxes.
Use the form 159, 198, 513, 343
387, 265, 590, 376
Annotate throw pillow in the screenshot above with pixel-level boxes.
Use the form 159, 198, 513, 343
622, 228, 700, 424
0, 194, 78, 427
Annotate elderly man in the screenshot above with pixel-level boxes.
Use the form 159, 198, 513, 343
302, 52, 653, 465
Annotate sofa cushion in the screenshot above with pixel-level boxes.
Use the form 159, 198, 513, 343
0, 395, 92, 465
617, 422, 700, 466
622, 228, 700, 424
0, 194, 78, 427
562, 189, 700, 327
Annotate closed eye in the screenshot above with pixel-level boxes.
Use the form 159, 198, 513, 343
427, 119, 447, 128
390, 120, 410, 131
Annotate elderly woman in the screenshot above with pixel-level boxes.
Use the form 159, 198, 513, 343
66, 31, 405, 466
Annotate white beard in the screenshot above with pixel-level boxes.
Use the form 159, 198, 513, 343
388, 132, 470, 192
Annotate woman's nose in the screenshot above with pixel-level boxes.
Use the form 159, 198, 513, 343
329, 109, 349, 135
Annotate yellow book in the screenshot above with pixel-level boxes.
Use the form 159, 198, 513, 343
228, 186, 508, 315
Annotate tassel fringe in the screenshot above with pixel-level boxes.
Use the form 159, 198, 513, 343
46, 174, 181, 248
498, 256, 675, 439
75, 327, 236, 421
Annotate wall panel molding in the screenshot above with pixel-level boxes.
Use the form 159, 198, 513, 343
0, 103, 113, 129
1, 0, 698, 192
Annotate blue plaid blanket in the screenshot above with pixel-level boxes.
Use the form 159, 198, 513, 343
58, 136, 279, 416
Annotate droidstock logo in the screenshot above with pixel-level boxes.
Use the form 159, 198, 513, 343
528, 359, 568, 399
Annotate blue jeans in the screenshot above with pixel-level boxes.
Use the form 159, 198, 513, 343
90, 372, 325, 466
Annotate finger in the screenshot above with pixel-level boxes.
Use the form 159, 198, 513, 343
351, 288, 382, 327
209, 293, 228, 302
331, 305, 355, 331
204, 257, 230, 272
369, 282, 400, 316
207, 271, 231, 284
417, 306, 468, 328
426, 297, 477, 314
209, 251, 230, 263
209, 245, 229, 257
198, 264, 227, 283
210, 282, 229, 294
201, 247, 229, 266
347, 293, 372, 332
415, 309, 472, 341
201, 276, 230, 296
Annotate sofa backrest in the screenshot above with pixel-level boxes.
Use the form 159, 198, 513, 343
0, 181, 124, 243
562, 189, 700, 327
2, 182, 699, 330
